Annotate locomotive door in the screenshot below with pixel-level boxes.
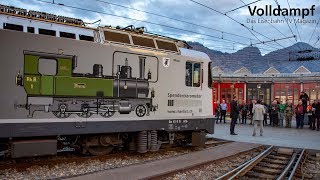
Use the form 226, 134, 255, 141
38, 58, 56, 95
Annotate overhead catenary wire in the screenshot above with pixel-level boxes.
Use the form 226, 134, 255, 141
149, 31, 275, 52
251, 36, 296, 46
273, 0, 297, 42
189, 0, 293, 49
308, 18, 320, 44
21, 0, 288, 53
224, 0, 261, 14
95, 0, 255, 41
238, 0, 295, 44
33, 0, 282, 52
286, 0, 302, 42
34, 0, 263, 48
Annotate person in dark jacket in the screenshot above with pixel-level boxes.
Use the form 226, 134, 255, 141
269, 100, 280, 127
230, 96, 240, 135
215, 101, 221, 124
240, 102, 248, 124
300, 91, 309, 107
248, 100, 256, 125
314, 99, 320, 131
262, 102, 268, 126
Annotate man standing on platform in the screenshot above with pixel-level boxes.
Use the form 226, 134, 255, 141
230, 96, 240, 135
252, 100, 266, 136
220, 100, 227, 123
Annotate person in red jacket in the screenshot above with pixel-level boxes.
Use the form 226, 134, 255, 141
295, 100, 306, 129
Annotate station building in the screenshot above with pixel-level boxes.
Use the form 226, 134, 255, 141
211, 61, 320, 113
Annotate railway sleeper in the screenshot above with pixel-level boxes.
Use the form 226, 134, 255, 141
244, 171, 276, 179
261, 158, 289, 165
268, 154, 291, 161
252, 166, 283, 174
258, 162, 284, 169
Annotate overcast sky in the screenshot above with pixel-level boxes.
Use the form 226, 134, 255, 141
2, 0, 320, 54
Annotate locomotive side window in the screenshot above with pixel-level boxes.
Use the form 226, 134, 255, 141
38, 58, 57, 75
3, 23, 23, 31
60, 31, 76, 39
27, 27, 35, 33
156, 40, 178, 52
79, 34, 94, 41
104, 31, 130, 44
39, 28, 56, 36
132, 35, 156, 48
185, 62, 201, 87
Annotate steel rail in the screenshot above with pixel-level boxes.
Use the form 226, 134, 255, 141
288, 149, 306, 180
228, 146, 274, 179
216, 146, 273, 180
277, 152, 298, 180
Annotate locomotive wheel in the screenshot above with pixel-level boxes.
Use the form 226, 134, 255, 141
77, 112, 93, 118
52, 111, 71, 118
99, 107, 115, 118
88, 146, 114, 156
135, 105, 147, 117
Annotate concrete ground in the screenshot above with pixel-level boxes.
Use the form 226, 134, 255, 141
208, 120, 320, 150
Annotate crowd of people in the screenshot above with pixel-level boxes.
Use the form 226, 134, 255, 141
215, 91, 320, 136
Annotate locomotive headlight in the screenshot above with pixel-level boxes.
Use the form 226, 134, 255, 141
15, 71, 23, 86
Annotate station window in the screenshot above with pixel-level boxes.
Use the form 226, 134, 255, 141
27, 27, 35, 33
39, 28, 56, 36
156, 40, 178, 52
3, 23, 23, 31
185, 62, 201, 87
60, 31, 76, 39
104, 31, 130, 44
79, 34, 94, 41
38, 58, 57, 76
132, 35, 155, 48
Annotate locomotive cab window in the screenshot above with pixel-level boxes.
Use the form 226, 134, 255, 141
185, 61, 201, 87
38, 58, 57, 76
208, 62, 212, 88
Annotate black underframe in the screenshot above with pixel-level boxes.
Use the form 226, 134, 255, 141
0, 117, 214, 138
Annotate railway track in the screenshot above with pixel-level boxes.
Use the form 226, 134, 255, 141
0, 139, 229, 172
217, 146, 306, 180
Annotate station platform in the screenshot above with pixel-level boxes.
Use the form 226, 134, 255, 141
208, 121, 320, 150
66, 142, 261, 180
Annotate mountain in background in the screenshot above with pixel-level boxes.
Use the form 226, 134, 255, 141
188, 42, 320, 74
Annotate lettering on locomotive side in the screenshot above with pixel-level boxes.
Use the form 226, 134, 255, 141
26, 76, 37, 82
59, 66, 68, 71
73, 83, 86, 89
